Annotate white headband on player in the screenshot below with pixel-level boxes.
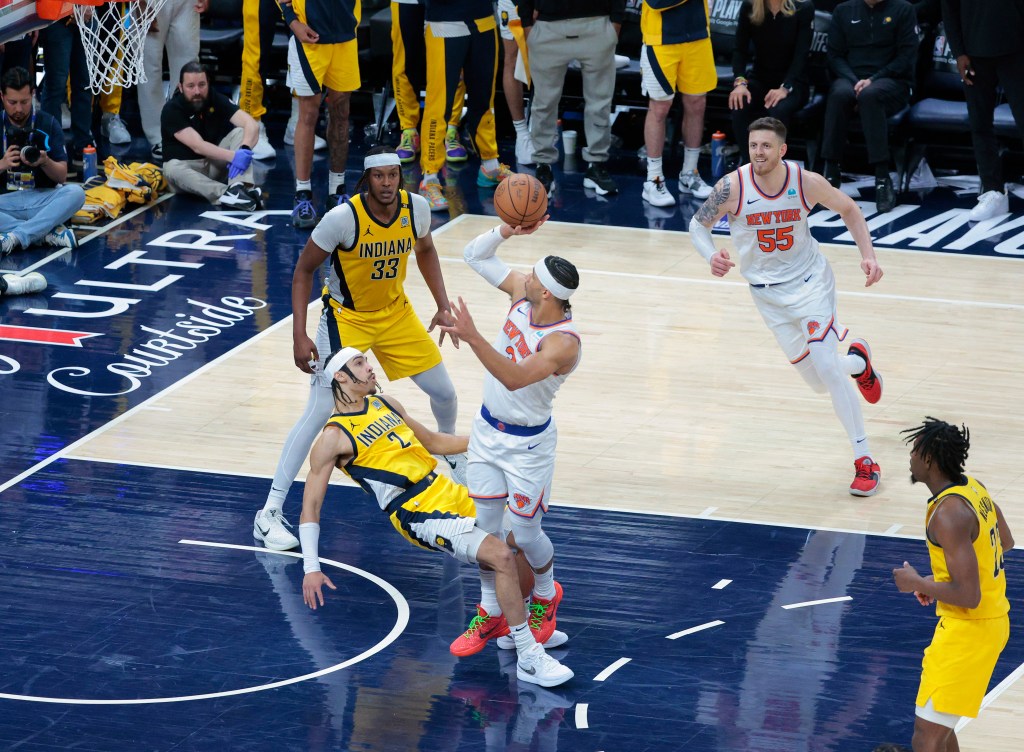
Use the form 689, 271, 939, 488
363, 153, 402, 170
323, 347, 364, 379
533, 258, 576, 300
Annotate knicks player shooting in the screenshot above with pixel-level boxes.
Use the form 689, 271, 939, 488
689, 116, 886, 496
298, 347, 574, 688
253, 148, 463, 551
440, 218, 581, 657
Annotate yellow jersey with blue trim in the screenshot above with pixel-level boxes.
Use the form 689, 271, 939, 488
642, 0, 710, 46
326, 396, 438, 512
926, 476, 1009, 620
319, 190, 421, 312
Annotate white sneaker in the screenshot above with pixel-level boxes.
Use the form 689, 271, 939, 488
678, 169, 713, 199
253, 508, 299, 550
968, 189, 1009, 222
61, 103, 71, 131
496, 629, 568, 650
1, 271, 46, 296
284, 121, 328, 151
642, 178, 675, 207
43, 225, 78, 250
102, 113, 132, 145
442, 452, 468, 487
252, 122, 276, 160
515, 133, 535, 165
516, 643, 573, 687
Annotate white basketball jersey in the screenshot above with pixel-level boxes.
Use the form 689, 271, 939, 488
482, 298, 581, 426
728, 161, 820, 286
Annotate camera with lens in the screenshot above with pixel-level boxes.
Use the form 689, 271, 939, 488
6, 127, 45, 165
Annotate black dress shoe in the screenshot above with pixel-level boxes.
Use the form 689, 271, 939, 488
535, 162, 553, 194
823, 161, 842, 189
875, 175, 896, 214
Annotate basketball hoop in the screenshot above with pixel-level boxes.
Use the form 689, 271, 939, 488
70, 0, 168, 95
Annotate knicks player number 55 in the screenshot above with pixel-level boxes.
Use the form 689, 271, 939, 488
756, 227, 794, 253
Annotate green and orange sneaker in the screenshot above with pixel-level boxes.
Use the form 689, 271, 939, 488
528, 581, 563, 644
449, 604, 510, 657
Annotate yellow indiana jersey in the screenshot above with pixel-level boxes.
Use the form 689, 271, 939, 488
323, 190, 420, 312
926, 476, 1009, 620
325, 396, 437, 511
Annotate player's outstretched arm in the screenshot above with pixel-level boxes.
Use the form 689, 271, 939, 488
689, 174, 739, 277
412, 232, 456, 348
803, 170, 882, 287
385, 396, 469, 456
299, 427, 350, 609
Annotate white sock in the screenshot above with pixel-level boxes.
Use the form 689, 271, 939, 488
296, 179, 312, 193
482, 158, 499, 171
853, 436, 872, 459
532, 566, 555, 600
683, 147, 700, 175
479, 569, 500, 616
511, 621, 537, 652
329, 171, 345, 195
513, 118, 528, 135
422, 172, 440, 185
842, 352, 867, 375
263, 488, 286, 515
647, 155, 664, 182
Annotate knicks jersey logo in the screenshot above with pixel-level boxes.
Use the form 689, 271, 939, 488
807, 320, 821, 336
513, 492, 531, 509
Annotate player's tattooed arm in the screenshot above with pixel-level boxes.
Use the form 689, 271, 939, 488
694, 177, 732, 227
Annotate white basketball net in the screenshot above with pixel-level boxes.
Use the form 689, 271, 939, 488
73, 0, 169, 95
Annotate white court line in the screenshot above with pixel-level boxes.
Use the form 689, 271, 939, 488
782, 596, 853, 610
712, 579, 732, 590
141, 405, 172, 412
593, 657, 631, 682
697, 506, 718, 517
1, 213, 469, 496
666, 620, 725, 640
0, 540, 409, 705
19, 193, 173, 275
575, 703, 589, 729
884, 523, 903, 535
956, 660, 1024, 733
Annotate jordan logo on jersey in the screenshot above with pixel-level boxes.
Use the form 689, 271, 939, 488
746, 209, 802, 225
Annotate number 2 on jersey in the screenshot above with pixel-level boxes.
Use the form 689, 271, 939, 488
756, 226, 794, 253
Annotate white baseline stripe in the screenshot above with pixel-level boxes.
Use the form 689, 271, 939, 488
2, 214, 468, 494
698, 506, 717, 517
61, 455, 359, 487
575, 703, 589, 729
593, 657, 631, 682
712, 579, 732, 590
885, 524, 903, 535
0, 540, 409, 704
666, 620, 725, 640
21, 193, 173, 275
782, 596, 853, 610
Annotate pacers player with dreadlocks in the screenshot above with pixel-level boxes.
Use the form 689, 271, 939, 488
892, 417, 1014, 752
253, 146, 465, 552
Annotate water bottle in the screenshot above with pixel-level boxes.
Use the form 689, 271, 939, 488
710, 131, 726, 179
82, 144, 98, 180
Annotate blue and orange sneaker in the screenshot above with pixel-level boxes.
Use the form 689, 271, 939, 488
450, 604, 509, 657
477, 161, 513, 188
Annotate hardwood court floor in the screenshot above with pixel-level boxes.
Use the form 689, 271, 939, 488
68, 215, 1024, 750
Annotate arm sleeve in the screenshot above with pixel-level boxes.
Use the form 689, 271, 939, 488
464, 227, 512, 288
299, 522, 321, 573
410, 192, 433, 238
782, 3, 814, 88
688, 215, 719, 263
311, 203, 357, 253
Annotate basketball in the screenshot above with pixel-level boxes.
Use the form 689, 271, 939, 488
493, 173, 548, 227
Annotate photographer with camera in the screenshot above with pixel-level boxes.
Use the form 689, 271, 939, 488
0, 67, 85, 258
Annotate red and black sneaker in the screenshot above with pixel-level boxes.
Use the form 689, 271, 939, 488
528, 581, 563, 644
848, 338, 883, 404
850, 456, 881, 497
450, 605, 510, 657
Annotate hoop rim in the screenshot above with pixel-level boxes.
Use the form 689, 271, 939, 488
69, 0, 140, 5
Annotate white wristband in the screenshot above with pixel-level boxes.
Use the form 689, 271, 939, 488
464, 227, 511, 288
688, 215, 719, 263
299, 522, 321, 573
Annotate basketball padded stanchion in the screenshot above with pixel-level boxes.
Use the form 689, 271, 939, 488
71, 0, 168, 95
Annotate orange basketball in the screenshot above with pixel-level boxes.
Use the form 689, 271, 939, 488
493, 173, 548, 227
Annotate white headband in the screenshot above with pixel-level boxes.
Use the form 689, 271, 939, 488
533, 258, 576, 301
364, 153, 402, 170
323, 347, 364, 379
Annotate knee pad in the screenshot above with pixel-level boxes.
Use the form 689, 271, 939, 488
508, 514, 553, 569
473, 497, 505, 535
